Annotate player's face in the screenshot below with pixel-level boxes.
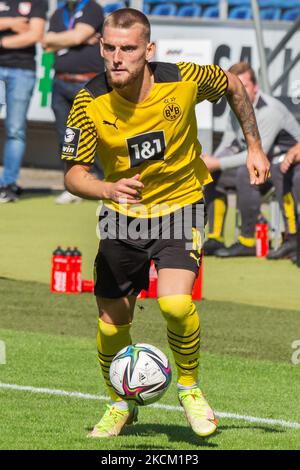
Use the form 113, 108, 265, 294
101, 25, 155, 89
238, 71, 258, 103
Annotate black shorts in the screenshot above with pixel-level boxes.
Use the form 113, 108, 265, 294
94, 201, 206, 299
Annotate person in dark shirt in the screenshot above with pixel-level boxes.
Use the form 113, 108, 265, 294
42, 0, 104, 204
0, 0, 47, 203
267, 141, 300, 260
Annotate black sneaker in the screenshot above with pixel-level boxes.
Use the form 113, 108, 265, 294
267, 236, 297, 260
0, 187, 18, 203
216, 242, 256, 258
203, 238, 225, 256
291, 254, 297, 265
8, 183, 23, 196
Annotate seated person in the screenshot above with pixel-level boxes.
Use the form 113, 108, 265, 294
267, 142, 300, 260
203, 62, 300, 257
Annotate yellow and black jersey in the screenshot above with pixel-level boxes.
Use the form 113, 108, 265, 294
61, 61, 228, 217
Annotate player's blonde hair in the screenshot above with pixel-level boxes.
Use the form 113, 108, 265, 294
102, 8, 151, 42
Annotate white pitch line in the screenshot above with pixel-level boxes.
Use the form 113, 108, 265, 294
1, 382, 300, 430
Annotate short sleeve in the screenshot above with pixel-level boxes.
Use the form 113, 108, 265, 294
31, 0, 48, 20
177, 62, 228, 104
61, 89, 98, 165
78, 2, 104, 32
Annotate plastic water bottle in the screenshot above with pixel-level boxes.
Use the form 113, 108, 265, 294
51, 247, 67, 293
71, 247, 82, 293
256, 215, 269, 257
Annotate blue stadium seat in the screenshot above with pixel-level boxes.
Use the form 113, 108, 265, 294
228, 0, 250, 5
143, 4, 151, 15
258, 0, 280, 6
151, 3, 177, 16
202, 6, 219, 18
177, 5, 202, 17
229, 6, 252, 19
273, 1, 300, 7
191, 0, 218, 4
103, 2, 124, 15
260, 7, 281, 20
177, 0, 217, 4
281, 8, 300, 20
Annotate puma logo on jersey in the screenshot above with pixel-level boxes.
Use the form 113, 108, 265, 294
103, 117, 119, 130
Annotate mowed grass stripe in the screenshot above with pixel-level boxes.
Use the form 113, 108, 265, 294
1, 382, 300, 430
1, 278, 300, 364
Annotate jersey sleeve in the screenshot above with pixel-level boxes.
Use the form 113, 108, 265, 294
177, 62, 228, 104
78, 2, 104, 32
31, 0, 48, 19
61, 89, 98, 165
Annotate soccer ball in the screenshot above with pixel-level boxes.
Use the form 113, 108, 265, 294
109, 343, 172, 406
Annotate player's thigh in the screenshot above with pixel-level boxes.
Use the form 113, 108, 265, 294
96, 295, 136, 325
157, 268, 196, 297
155, 201, 204, 297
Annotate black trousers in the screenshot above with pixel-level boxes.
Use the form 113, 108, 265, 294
204, 162, 300, 240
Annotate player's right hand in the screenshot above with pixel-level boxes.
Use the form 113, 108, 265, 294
104, 174, 144, 204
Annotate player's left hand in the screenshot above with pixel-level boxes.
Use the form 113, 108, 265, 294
247, 146, 270, 185
280, 143, 300, 174
202, 154, 221, 172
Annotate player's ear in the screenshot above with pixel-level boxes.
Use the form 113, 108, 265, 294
146, 41, 156, 61
100, 37, 104, 57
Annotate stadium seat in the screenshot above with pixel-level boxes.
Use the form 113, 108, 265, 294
177, 0, 217, 4
151, 3, 177, 16
143, 3, 151, 15
191, 0, 218, 4
177, 5, 202, 17
260, 8, 281, 20
229, 6, 252, 19
274, 1, 300, 7
202, 6, 219, 18
281, 8, 300, 20
103, 2, 124, 15
228, 0, 250, 5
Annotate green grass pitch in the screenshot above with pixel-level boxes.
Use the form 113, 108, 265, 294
0, 195, 300, 450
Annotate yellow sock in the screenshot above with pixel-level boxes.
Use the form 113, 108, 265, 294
208, 198, 226, 242
158, 295, 200, 387
239, 235, 256, 247
283, 192, 297, 235
96, 318, 132, 402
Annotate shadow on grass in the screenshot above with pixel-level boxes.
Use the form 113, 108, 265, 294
85, 422, 218, 449
220, 424, 285, 434
121, 423, 219, 448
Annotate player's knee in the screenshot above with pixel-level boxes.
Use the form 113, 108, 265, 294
97, 317, 131, 338
158, 294, 194, 322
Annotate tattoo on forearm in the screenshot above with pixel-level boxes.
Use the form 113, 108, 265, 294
228, 87, 261, 143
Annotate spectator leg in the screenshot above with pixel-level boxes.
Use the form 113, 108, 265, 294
0, 68, 35, 186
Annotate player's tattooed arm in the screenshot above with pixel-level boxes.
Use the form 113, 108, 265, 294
225, 71, 261, 145
224, 71, 270, 185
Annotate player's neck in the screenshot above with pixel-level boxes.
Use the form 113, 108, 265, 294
116, 65, 154, 104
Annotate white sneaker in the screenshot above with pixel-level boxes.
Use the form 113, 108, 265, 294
55, 191, 82, 205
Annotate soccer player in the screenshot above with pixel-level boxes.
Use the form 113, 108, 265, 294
61, 8, 270, 439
